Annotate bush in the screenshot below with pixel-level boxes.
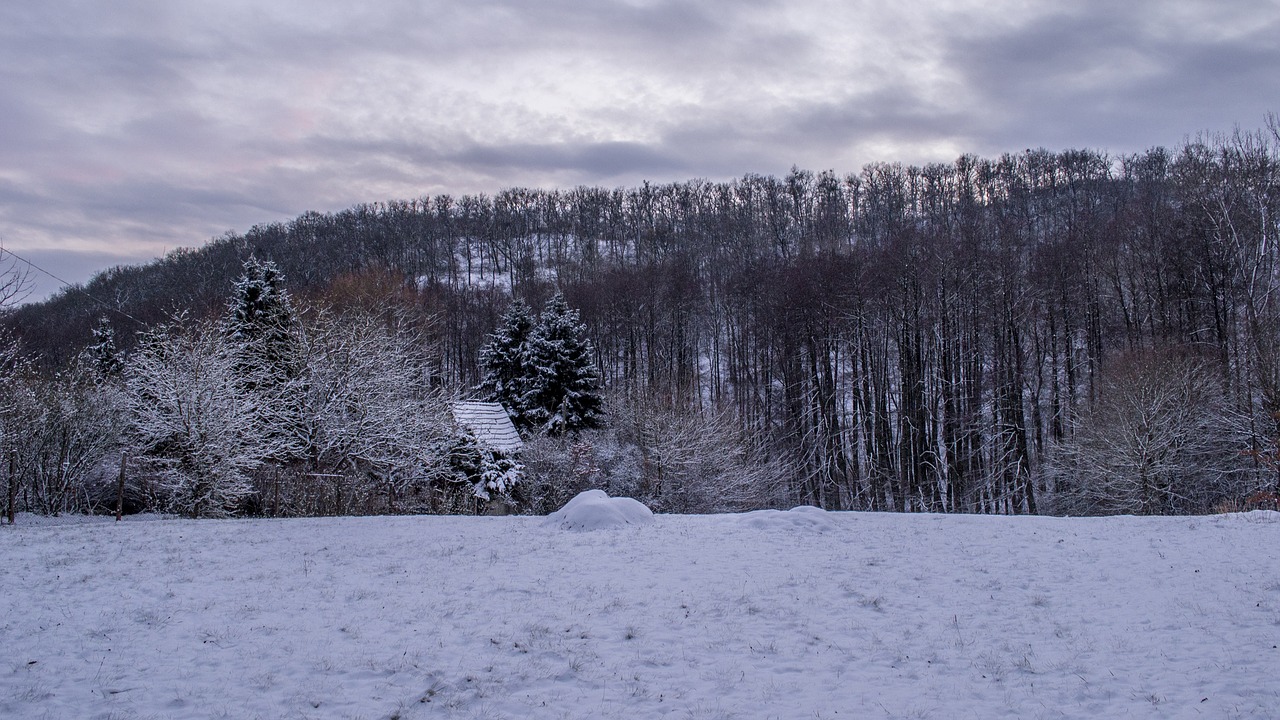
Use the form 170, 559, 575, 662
1042, 349, 1254, 515
518, 400, 789, 515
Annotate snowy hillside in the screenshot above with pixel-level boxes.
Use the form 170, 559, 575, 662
3, 509, 1279, 719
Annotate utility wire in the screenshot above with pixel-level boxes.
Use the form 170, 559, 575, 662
0, 246, 146, 326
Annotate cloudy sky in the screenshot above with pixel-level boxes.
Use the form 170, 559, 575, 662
2, 0, 1277, 300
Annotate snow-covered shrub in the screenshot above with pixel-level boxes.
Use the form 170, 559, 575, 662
544, 489, 653, 531
280, 309, 453, 514
518, 401, 789, 515
518, 429, 644, 514
124, 315, 281, 518
445, 431, 525, 504
616, 401, 790, 514
1, 361, 123, 515
476, 451, 524, 502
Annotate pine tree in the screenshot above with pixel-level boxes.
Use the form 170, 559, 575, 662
446, 430, 525, 503
476, 299, 536, 424
521, 293, 603, 435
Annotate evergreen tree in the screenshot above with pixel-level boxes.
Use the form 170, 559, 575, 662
224, 258, 304, 460
446, 430, 525, 503
521, 293, 602, 435
84, 315, 122, 380
225, 258, 302, 388
476, 299, 535, 424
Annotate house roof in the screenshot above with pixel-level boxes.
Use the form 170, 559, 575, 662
450, 401, 523, 453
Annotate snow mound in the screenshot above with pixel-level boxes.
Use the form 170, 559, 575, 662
545, 489, 654, 531
1221, 509, 1280, 523
739, 505, 835, 532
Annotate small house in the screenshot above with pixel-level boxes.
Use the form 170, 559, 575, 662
449, 401, 523, 515
449, 401, 523, 455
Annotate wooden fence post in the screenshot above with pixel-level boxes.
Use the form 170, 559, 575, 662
115, 452, 127, 521
5, 449, 15, 525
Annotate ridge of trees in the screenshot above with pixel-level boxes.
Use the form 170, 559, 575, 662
4, 119, 1280, 515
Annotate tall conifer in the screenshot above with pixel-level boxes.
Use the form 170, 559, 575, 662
521, 293, 602, 435
477, 299, 535, 420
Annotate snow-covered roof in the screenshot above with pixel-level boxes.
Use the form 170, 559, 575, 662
450, 401, 523, 454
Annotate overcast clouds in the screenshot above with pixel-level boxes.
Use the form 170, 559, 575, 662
2, 0, 1277, 299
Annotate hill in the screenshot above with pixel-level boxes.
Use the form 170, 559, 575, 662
4, 131, 1280, 515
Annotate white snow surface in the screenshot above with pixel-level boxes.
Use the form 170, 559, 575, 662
3, 510, 1279, 719
545, 489, 655, 531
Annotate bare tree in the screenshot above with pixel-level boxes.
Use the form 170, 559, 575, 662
0, 248, 32, 309
287, 308, 453, 512
1043, 350, 1251, 515
4, 365, 123, 515
124, 315, 283, 517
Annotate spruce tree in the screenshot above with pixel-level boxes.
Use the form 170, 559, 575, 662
521, 293, 602, 435
476, 299, 535, 425
84, 315, 123, 380
225, 258, 302, 391
224, 258, 303, 460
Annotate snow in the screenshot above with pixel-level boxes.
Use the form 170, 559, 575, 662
738, 504, 836, 532
544, 489, 655, 531
3, 510, 1279, 719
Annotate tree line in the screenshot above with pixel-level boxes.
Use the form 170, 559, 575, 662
5, 118, 1280, 516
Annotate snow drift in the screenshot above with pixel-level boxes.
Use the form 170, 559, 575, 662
739, 504, 835, 531
544, 489, 654, 531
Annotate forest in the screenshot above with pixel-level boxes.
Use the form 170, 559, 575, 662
3, 120, 1280, 519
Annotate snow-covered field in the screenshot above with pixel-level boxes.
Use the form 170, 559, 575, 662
3, 507, 1279, 719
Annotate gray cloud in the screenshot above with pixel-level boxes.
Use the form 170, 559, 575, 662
940, 0, 1280, 152
451, 141, 688, 178
4, 248, 143, 308
780, 90, 977, 152
0, 0, 1276, 301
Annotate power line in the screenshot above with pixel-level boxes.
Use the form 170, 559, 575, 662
0, 247, 146, 326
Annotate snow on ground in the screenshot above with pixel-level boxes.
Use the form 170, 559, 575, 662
2, 509, 1279, 720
